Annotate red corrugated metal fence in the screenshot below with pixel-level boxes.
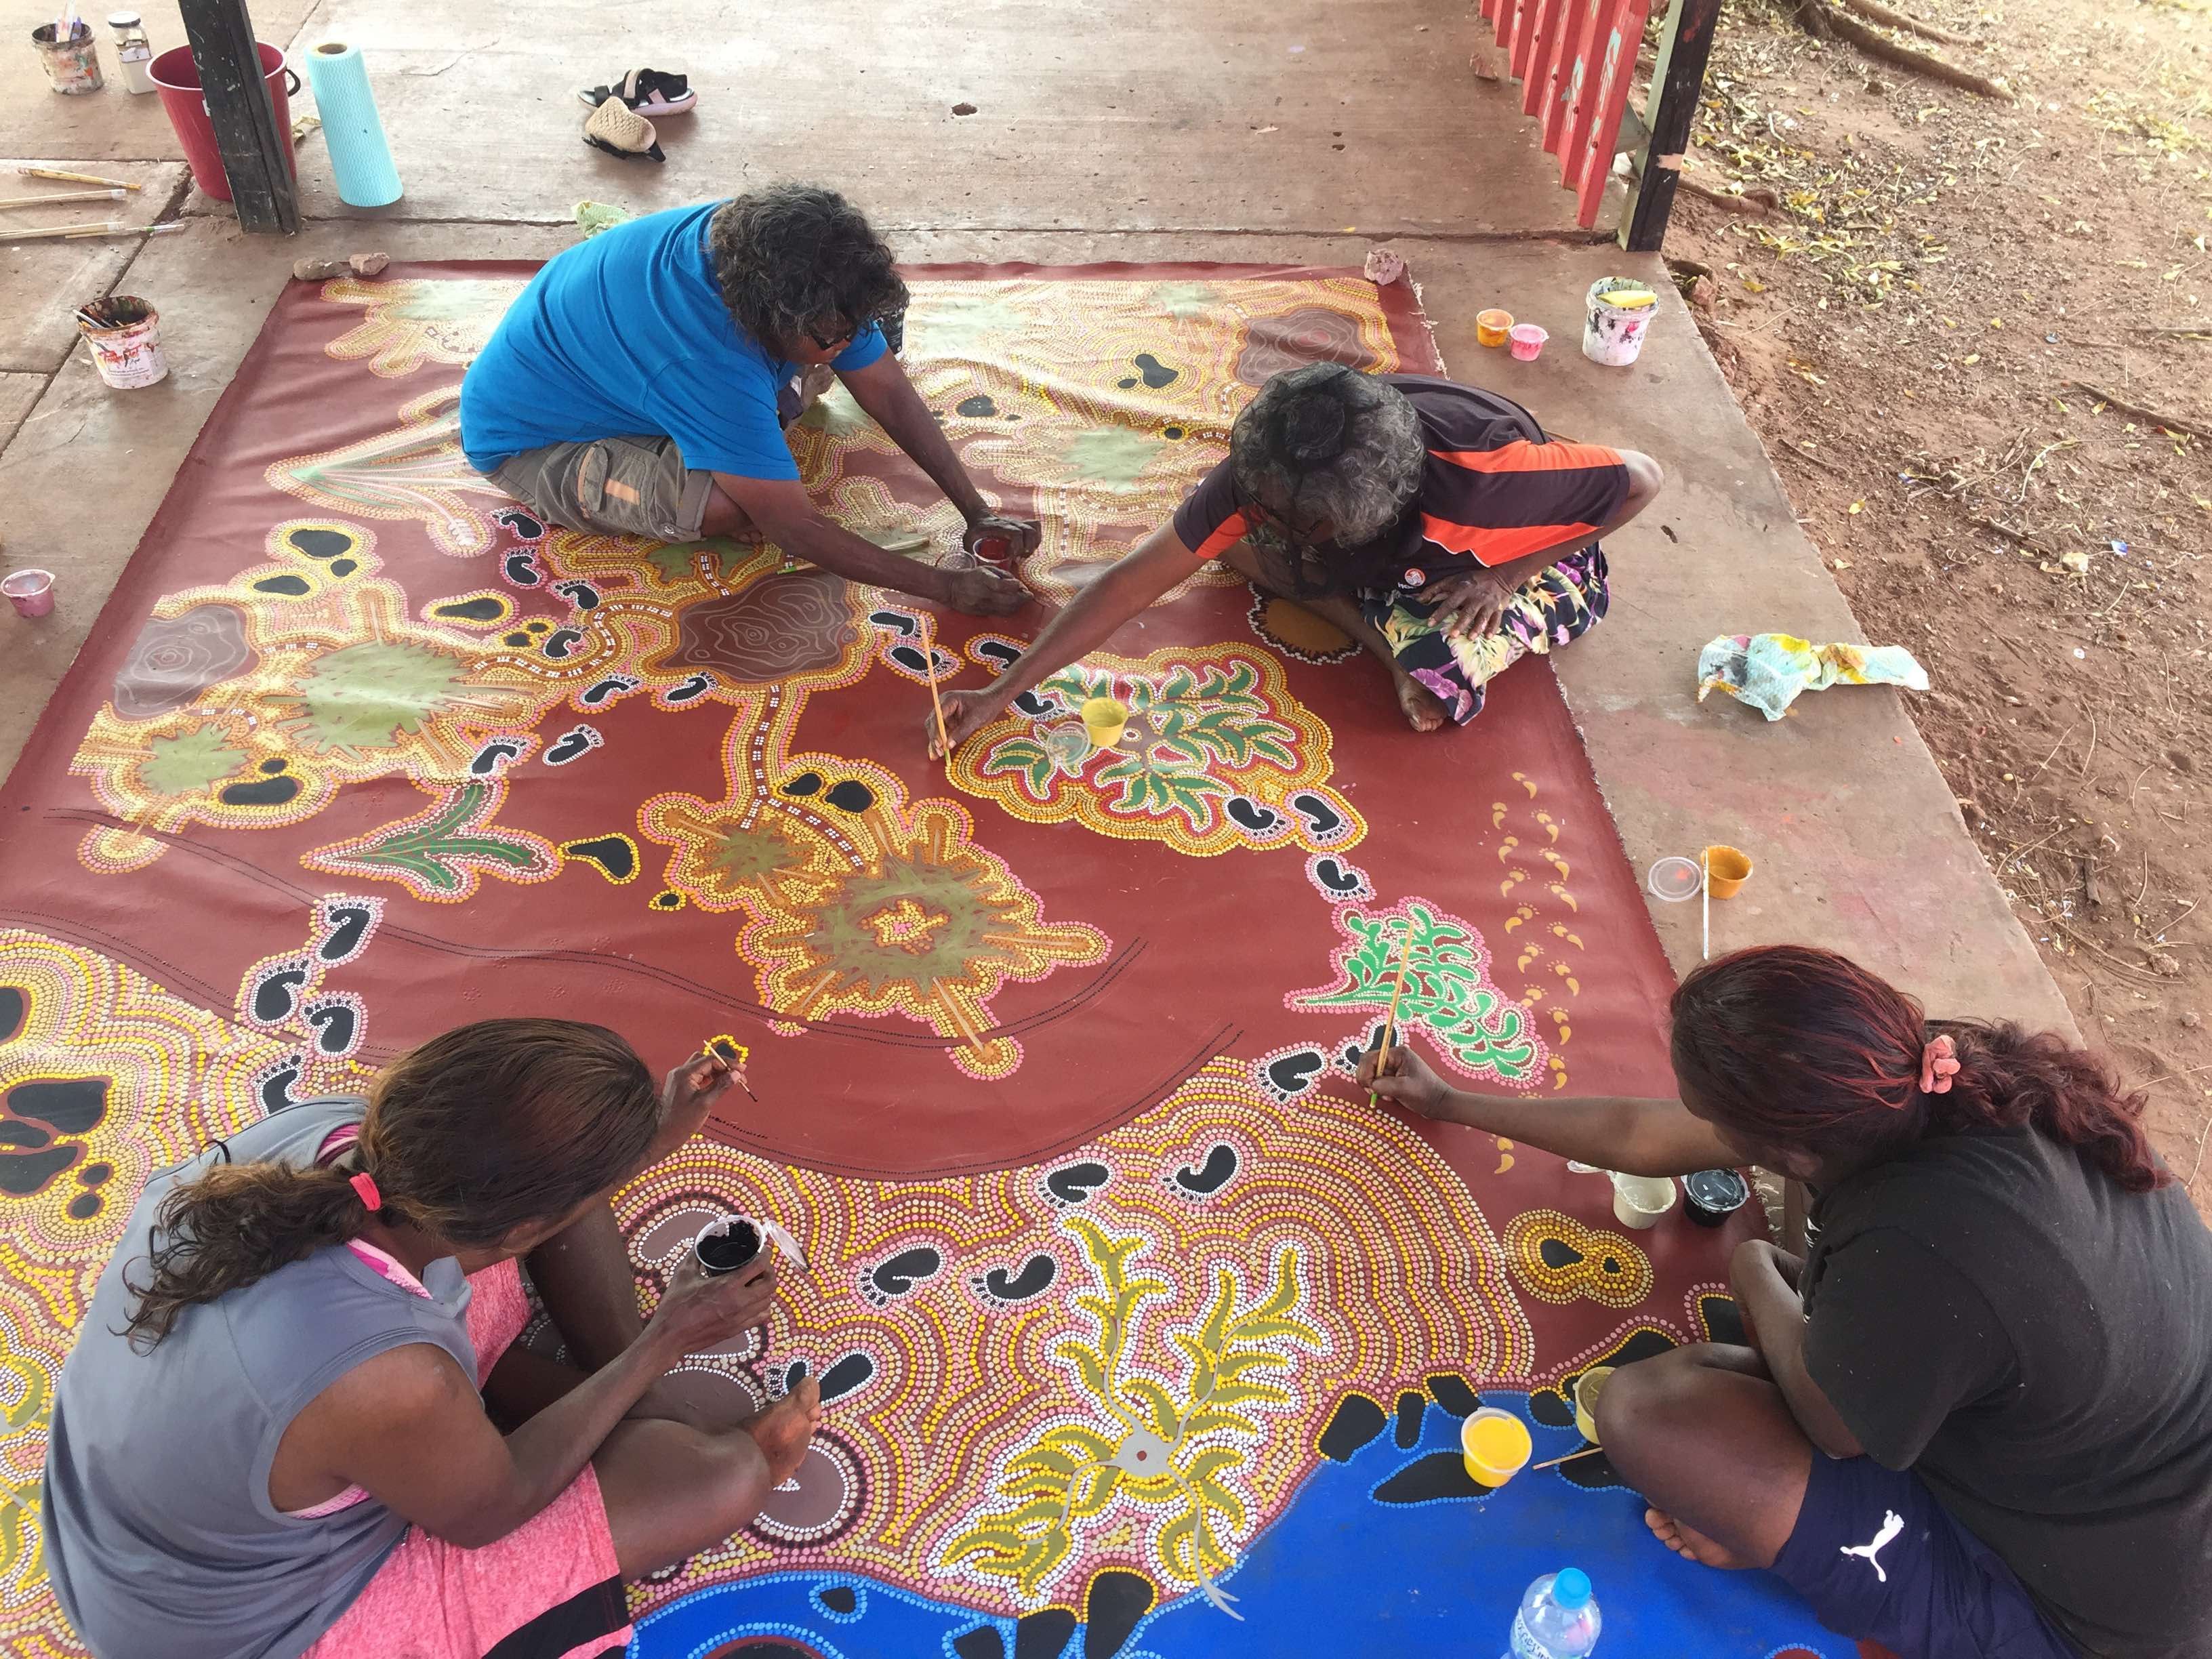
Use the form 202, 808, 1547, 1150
1481, 0, 1654, 227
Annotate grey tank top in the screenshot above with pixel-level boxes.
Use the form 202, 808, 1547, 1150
42, 1096, 479, 1659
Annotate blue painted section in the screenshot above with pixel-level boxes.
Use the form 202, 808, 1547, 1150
633, 1394, 1838, 1658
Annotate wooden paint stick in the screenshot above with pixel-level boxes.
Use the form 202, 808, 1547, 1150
1532, 1445, 1605, 1471
18, 166, 140, 190
1367, 919, 1418, 1106
922, 619, 951, 764
0, 189, 126, 209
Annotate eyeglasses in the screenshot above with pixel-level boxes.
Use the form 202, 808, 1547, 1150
804, 320, 856, 352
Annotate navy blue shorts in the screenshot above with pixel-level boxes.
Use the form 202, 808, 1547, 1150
1771, 1452, 2080, 1659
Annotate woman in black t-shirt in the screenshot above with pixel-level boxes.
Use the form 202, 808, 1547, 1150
1361, 943, 2212, 1659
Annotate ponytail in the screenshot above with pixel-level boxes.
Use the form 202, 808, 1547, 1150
1931, 1021, 2168, 1193
121, 1156, 378, 1350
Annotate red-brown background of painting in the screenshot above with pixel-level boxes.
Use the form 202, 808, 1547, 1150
0, 264, 1683, 1221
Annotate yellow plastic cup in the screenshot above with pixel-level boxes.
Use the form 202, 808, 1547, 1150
1080, 696, 1130, 750
1477, 308, 1514, 348
1703, 844, 1754, 899
1572, 1366, 1615, 1443
1460, 1406, 1533, 1488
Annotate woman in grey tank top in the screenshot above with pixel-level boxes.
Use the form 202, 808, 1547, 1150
43, 1018, 821, 1659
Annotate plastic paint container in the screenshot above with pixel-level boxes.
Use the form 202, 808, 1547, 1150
1702, 844, 1754, 899
1647, 855, 1702, 903
1509, 323, 1549, 362
33, 21, 102, 93
1571, 1366, 1615, 1443
79, 297, 168, 390
1460, 1406, 1534, 1488
3, 569, 57, 618
693, 1216, 764, 1276
1683, 1168, 1750, 1228
972, 533, 1013, 568
1080, 695, 1129, 750
1610, 1171, 1677, 1231
1476, 308, 1514, 348
1584, 276, 1656, 367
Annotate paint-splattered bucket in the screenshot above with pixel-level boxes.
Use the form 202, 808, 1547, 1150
3, 569, 56, 618
32, 21, 103, 93
79, 297, 169, 389
1583, 277, 1656, 367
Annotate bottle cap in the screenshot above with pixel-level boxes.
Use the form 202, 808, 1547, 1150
108, 11, 142, 24
1552, 1568, 1592, 1609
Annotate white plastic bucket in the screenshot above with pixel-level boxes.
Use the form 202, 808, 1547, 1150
80, 298, 168, 389
1583, 277, 1656, 368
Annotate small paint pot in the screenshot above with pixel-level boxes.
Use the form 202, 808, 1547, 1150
693, 1215, 764, 1276
2, 569, 56, 618
33, 21, 103, 93
1702, 844, 1753, 899
79, 297, 168, 390
1476, 308, 1514, 348
1647, 855, 1702, 903
1683, 1168, 1750, 1228
1508, 323, 1549, 362
1584, 276, 1656, 367
1460, 1406, 1533, 1488
971, 533, 1013, 568
1610, 1171, 1678, 1231
1571, 1366, 1615, 1443
1080, 695, 1129, 750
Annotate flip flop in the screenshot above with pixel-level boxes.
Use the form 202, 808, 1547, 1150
577, 68, 695, 117
582, 98, 664, 163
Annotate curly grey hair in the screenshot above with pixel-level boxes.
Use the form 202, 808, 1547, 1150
1230, 365, 1425, 556
708, 184, 909, 350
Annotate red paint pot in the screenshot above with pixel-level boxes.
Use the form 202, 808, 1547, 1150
972, 533, 1013, 567
151, 43, 299, 201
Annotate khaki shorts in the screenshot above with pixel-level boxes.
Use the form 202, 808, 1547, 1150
486, 434, 716, 543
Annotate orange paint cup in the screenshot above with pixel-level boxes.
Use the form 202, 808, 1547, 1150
1460, 1406, 1533, 1488
1477, 308, 1514, 348
1703, 844, 1754, 899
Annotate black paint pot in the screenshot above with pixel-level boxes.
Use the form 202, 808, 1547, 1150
1682, 1168, 1750, 1228
693, 1216, 763, 1275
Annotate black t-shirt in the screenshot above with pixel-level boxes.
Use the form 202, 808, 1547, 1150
1803, 1126, 2212, 1658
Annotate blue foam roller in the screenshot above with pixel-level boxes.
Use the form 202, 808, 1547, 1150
304, 39, 402, 207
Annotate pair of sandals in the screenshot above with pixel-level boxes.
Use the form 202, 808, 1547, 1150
579, 68, 692, 163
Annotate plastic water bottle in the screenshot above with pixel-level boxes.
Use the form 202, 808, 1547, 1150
1507, 1568, 1601, 1659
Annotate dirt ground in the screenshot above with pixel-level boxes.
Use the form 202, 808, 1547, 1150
1656, 0, 2212, 1199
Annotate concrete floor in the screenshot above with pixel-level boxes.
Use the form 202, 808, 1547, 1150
0, 0, 2072, 1035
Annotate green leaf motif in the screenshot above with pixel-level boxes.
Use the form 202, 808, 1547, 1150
1292, 902, 1542, 1082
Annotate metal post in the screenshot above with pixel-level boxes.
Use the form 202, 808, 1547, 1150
178, 0, 298, 234
1620, 0, 1721, 252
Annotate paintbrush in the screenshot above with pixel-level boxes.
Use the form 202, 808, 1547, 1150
1700, 846, 1710, 962
1367, 920, 1418, 1107
700, 1036, 758, 1102
922, 618, 951, 764
1531, 1445, 1606, 1471
18, 167, 140, 190
0, 190, 126, 210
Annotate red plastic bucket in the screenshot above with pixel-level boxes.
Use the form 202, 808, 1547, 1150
150, 43, 298, 201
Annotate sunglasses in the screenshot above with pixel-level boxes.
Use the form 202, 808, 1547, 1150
804, 320, 857, 352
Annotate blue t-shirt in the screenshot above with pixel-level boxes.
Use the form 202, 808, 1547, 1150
458, 202, 887, 478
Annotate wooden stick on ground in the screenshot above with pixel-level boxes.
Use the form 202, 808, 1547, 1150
0, 190, 127, 209
1368, 921, 1418, 1107
1532, 1445, 1607, 1472
18, 165, 139, 189
1792, 0, 2013, 98
1832, 0, 1973, 45
2064, 380, 2212, 442
921, 619, 951, 764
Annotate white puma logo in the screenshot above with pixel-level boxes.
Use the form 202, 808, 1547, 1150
1839, 1510, 1906, 1582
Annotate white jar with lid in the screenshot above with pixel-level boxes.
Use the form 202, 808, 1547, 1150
108, 12, 156, 94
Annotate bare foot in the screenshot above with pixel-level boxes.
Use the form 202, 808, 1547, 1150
746, 1376, 821, 1486
1645, 1507, 1755, 1570
1392, 672, 1449, 733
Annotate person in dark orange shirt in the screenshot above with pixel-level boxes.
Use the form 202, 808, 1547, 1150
930, 364, 1660, 745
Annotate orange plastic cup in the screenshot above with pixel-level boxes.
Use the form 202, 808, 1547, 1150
1477, 308, 1514, 348
1460, 1407, 1534, 1488
1703, 844, 1754, 899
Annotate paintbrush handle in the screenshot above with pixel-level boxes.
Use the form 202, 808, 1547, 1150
0, 220, 127, 242
1532, 1446, 1605, 1471
18, 167, 138, 189
0, 190, 125, 209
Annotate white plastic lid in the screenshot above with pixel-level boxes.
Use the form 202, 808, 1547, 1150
108, 11, 142, 24
1647, 855, 1702, 902
1553, 1568, 1593, 1608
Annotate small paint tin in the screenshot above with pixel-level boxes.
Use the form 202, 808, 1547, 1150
971, 533, 1013, 567
79, 297, 168, 390
1459, 1406, 1532, 1488
33, 21, 103, 93
1080, 695, 1129, 750
693, 1216, 763, 1276
1571, 1365, 1615, 1443
3, 569, 56, 618
1610, 1171, 1677, 1231
1682, 1167, 1750, 1228
1508, 323, 1549, 362
1476, 308, 1514, 348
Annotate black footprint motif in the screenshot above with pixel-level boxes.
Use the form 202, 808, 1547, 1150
869, 609, 919, 637
1310, 856, 1370, 898
1169, 1143, 1238, 1197
1262, 1048, 1326, 1100
1225, 797, 1284, 838
956, 393, 998, 418
220, 766, 302, 807
543, 726, 602, 766
0, 1076, 112, 1213
823, 781, 876, 813
971, 1252, 1058, 1305
817, 1351, 876, 1403
248, 960, 312, 1025
1319, 1391, 1387, 1462
493, 506, 546, 540
562, 835, 638, 882
1289, 791, 1350, 843
285, 527, 355, 562
253, 574, 312, 597
430, 595, 506, 623
1115, 352, 1179, 390
303, 999, 359, 1057
503, 551, 544, 587
469, 739, 527, 777
972, 638, 1023, 670
1044, 1161, 1110, 1207
781, 772, 823, 798
866, 1247, 942, 1302
553, 579, 601, 613
255, 1053, 307, 1114
888, 643, 959, 680
1011, 690, 1056, 719
578, 675, 640, 708
541, 628, 586, 660
662, 673, 714, 705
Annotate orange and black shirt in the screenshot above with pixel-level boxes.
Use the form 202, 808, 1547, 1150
1172, 374, 1629, 587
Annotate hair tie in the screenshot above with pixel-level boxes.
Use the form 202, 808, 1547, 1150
1919, 1034, 1960, 1097
349, 1171, 383, 1213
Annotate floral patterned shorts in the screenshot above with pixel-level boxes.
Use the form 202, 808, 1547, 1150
1364, 546, 1610, 725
